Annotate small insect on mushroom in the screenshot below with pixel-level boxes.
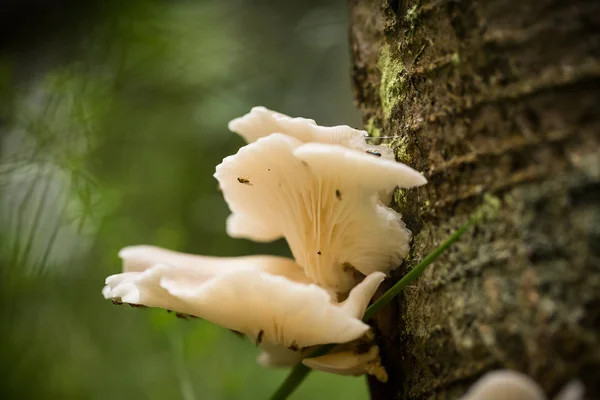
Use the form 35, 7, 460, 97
366, 150, 382, 157
237, 177, 253, 185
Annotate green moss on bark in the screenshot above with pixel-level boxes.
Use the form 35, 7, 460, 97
377, 44, 407, 118
352, 0, 600, 398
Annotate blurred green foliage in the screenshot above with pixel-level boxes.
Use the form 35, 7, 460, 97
0, 0, 368, 398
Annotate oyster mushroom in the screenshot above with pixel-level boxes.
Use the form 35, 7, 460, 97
103, 245, 386, 349
215, 133, 426, 292
302, 344, 388, 383
227, 106, 379, 152
228, 106, 399, 203
461, 370, 584, 400
254, 271, 388, 381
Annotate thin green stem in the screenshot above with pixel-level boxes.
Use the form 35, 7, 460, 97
269, 344, 334, 400
362, 216, 475, 321
269, 365, 310, 400
269, 195, 499, 400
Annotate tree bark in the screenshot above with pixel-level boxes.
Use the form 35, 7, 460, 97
348, 0, 600, 398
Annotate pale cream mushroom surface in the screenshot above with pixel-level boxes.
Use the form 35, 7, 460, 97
228, 106, 400, 203
228, 106, 388, 155
103, 245, 386, 349
215, 133, 426, 293
252, 272, 387, 377
255, 272, 389, 381
103, 108, 428, 383
460, 370, 585, 400
302, 345, 388, 383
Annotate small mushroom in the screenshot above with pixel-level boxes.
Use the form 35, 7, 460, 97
215, 133, 426, 292
103, 246, 386, 349
302, 345, 388, 382
461, 370, 584, 400
301, 309, 388, 382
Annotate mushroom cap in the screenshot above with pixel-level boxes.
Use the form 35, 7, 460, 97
461, 370, 546, 400
255, 272, 385, 367
117, 245, 307, 281
228, 106, 371, 150
339, 271, 387, 318
103, 246, 385, 348
554, 381, 585, 400
215, 133, 425, 292
228, 107, 400, 203
302, 345, 388, 382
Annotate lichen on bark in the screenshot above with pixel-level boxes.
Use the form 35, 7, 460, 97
349, 0, 600, 398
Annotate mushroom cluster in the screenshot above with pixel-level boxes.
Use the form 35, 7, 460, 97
102, 107, 427, 381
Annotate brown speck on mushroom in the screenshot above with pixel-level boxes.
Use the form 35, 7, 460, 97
237, 177, 253, 185
366, 150, 381, 157
336, 189, 342, 200
256, 329, 264, 345
317, 251, 322, 255
342, 262, 355, 272
342, 262, 367, 282
288, 342, 299, 351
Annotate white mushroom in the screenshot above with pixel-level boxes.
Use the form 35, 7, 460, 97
103, 245, 386, 349
228, 107, 399, 203
554, 381, 585, 400
461, 370, 585, 400
302, 344, 388, 383
215, 133, 426, 292
461, 370, 546, 400
227, 106, 376, 152
255, 271, 386, 372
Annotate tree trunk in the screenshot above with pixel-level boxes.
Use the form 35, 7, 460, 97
348, 0, 600, 398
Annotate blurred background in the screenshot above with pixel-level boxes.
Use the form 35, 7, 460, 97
0, 0, 366, 399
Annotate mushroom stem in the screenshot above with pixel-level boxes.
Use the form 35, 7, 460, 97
269, 194, 501, 400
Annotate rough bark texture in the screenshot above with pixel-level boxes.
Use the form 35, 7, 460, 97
349, 0, 600, 398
